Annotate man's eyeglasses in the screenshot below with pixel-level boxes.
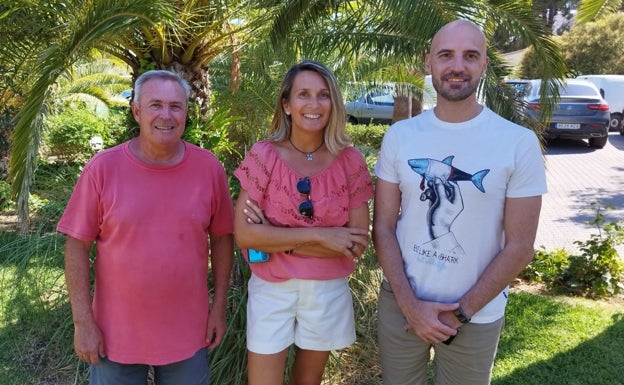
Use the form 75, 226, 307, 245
297, 177, 313, 219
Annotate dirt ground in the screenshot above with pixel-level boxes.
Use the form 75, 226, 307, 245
0, 211, 17, 231
510, 278, 624, 307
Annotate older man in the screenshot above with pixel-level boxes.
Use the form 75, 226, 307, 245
58, 70, 234, 385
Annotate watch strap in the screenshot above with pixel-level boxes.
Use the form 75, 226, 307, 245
453, 307, 471, 324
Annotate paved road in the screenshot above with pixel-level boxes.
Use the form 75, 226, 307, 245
535, 132, 624, 256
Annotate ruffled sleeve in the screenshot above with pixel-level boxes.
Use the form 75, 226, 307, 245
342, 147, 374, 209
233, 141, 278, 204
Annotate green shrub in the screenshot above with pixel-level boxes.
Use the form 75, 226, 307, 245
523, 204, 624, 298
45, 107, 107, 161
556, 219, 624, 298
0, 180, 12, 211
519, 246, 569, 285
104, 106, 136, 148
183, 104, 242, 163
28, 161, 82, 233
346, 123, 386, 179
346, 123, 387, 149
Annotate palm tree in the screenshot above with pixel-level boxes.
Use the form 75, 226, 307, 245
4, 0, 570, 230
50, 58, 132, 116
2, 0, 275, 229
265, 0, 567, 122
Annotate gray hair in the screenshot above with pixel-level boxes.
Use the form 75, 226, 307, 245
132, 70, 191, 103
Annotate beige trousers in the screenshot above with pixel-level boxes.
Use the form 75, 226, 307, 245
377, 281, 505, 385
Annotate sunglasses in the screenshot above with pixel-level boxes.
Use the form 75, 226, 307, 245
297, 177, 314, 219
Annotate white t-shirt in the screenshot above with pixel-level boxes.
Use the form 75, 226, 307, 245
375, 107, 547, 323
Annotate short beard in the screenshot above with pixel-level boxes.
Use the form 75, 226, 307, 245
432, 73, 480, 102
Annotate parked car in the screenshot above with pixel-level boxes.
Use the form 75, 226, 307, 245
345, 89, 395, 124
345, 76, 436, 125
576, 74, 624, 133
505, 78, 610, 149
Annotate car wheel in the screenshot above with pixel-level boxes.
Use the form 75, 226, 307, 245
347, 116, 359, 125
589, 136, 608, 149
609, 113, 622, 132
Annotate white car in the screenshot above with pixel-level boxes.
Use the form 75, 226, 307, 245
345, 76, 436, 125
576, 74, 624, 133
345, 89, 395, 125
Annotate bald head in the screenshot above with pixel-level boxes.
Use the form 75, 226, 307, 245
425, 19, 489, 116
430, 19, 487, 56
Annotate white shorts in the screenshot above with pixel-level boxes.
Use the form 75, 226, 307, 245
246, 274, 356, 354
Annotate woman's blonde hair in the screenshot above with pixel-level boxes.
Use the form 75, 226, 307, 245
267, 60, 351, 154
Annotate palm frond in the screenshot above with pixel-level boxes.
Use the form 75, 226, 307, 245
267, 0, 344, 46
8, 0, 174, 226
577, 0, 623, 24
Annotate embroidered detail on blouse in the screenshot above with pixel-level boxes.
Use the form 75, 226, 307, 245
234, 141, 373, 227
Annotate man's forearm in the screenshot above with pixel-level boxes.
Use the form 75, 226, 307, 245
209, 234, 234, 310
459, 238, 536, 317
64, 236, 95, 324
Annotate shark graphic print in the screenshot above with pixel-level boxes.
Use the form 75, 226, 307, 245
407, 155, 490, 264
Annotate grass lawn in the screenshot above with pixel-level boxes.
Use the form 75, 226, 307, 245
493, 288, 624, 385
323, 275, 624, 385
1, 229, 623, 384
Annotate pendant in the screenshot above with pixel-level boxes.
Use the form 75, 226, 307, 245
306, 153, 313, 161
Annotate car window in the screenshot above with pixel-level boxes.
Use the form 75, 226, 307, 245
366, 91, 394, 106
507, 82, 529, 95
560, 84, 599, 97
503, 81, 532, 99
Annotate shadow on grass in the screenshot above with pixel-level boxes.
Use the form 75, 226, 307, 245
0, 229, 80, 384
0, 279, 85, 385
494, 293, 624, 385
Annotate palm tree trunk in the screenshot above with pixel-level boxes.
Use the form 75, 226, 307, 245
411, 96, 423, 116
392, 95, 411, 123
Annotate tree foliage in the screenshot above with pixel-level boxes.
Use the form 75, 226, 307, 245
2, 0, 274, 228
2, 0, 569, 230
519, 11, 624, 77
576, 0, 624, 23
559, 12, 624, 75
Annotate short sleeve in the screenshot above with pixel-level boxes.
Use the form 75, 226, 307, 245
209, 159, 235, 236
507, 130, 547, 198
343, 147, 374, 209
233, 141, 278, 203
56, 160, 102, 242
374, 126, 400, 184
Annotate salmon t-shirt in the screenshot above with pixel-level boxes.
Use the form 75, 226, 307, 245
57, 141, 234, 364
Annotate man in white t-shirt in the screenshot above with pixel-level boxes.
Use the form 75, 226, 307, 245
373, 19, 547, 385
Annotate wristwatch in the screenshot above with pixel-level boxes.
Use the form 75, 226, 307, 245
453, 307, 471, 324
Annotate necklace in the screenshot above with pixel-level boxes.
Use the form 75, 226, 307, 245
289, 138, 324, 161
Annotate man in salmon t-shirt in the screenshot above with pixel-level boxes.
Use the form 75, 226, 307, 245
57, 70, 234, 385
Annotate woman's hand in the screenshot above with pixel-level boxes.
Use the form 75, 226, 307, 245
241, 197, 369, 261
316, 226, 369, 261
243, 199, 266, 225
